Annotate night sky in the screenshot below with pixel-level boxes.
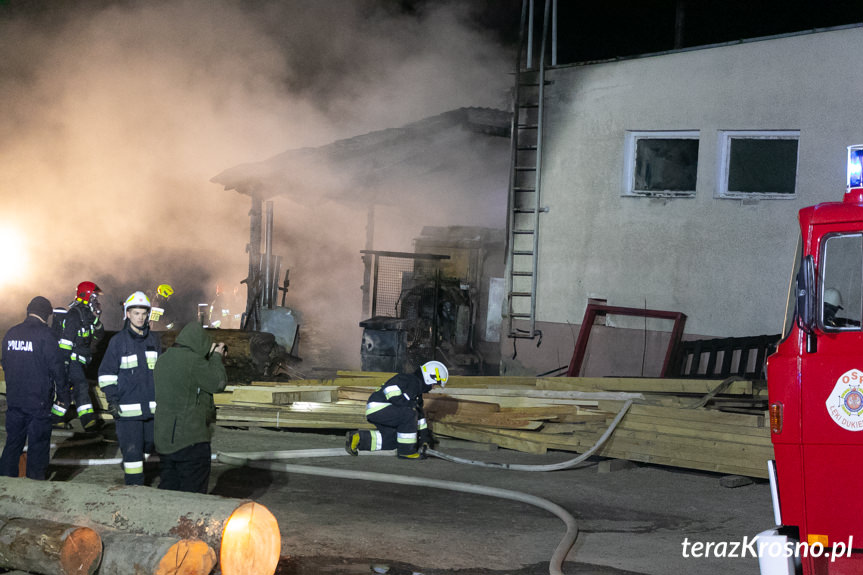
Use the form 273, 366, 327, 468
408, 0, 863, 65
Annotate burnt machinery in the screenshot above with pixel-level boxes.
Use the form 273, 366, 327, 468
359, 226, 504, 375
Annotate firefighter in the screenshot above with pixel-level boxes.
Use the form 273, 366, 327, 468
345, 360, 448, 459
148, 283, 174, 330
0, 297, 69, 479
97, 291, 160, 485
57, 281, 104, 430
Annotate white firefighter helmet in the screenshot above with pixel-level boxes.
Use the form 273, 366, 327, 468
825, 288, 844, 309
421, 360, 448, 387
124, 291, 152, 315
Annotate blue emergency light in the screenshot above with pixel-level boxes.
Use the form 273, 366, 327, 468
847, 145, 863, 191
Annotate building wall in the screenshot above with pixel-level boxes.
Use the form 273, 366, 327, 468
504, 26, 863, 375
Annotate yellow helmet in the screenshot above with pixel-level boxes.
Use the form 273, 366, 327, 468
157, 284, 174, 299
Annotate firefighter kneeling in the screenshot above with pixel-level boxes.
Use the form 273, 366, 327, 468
346, 361, 448, 459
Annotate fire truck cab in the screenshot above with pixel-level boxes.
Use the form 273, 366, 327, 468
761, 145, 863, 575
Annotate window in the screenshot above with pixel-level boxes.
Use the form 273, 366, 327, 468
820, 233, 863, 331
623, 131, 699, 198
717, 131, 799, 199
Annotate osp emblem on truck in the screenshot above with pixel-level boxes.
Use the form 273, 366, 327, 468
827, 368, 863, 431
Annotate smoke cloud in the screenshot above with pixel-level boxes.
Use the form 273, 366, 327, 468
0, 0, 513, 368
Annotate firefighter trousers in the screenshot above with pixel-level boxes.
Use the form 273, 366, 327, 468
0, 406, 52, 480
115, 418, 155, 486
68, 362, 97, 429
358, 404, 419, 456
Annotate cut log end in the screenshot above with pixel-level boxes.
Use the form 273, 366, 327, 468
156, 539, 217, 575
60, 526, 103, 575
220, 502, 280, 575
0, 517, 102, 575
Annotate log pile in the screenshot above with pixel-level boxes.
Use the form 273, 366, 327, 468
212, 372, 772, 478
0, 478, 279, 575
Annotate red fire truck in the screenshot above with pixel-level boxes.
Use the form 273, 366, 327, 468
761, 145, 863, 574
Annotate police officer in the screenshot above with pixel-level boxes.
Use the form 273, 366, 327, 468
345, 360, 448, 459
98, 291, 160, 485
0, 297, 69, 479
57, 281, 104, 430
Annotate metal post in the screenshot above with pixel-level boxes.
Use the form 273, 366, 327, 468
431, 266, 440, 362
551, 0, 557, 66
371, 254, 380, 317
246, 196, 262, 330
264, 201, 274, 309
272, 255, 282, 308
526, 0, 534, 69
362, 205, 375, 318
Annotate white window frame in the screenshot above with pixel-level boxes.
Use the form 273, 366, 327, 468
622, 130, 700, 198
716, 130, 800, 200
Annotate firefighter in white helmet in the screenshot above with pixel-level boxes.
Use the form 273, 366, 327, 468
97, 291, 161, 485
345, 360, 448, 459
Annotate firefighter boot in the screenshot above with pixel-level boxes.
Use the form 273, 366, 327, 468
345, 431, 360, 456
397, 451, 425, 460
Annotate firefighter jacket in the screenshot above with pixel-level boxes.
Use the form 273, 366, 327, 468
147, 292, 173, 330
365, 371, 433, 417
97, 320, 160, 420
58, 302, 104, 365
1, 316, 69, 411
154, 321, 227, 455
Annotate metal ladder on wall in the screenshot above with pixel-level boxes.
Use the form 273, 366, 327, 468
505, 0, 553, 340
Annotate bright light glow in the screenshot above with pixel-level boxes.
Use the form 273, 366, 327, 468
0, 225, 29, 288
847, 145, 863, 190
224, 509, 251, 534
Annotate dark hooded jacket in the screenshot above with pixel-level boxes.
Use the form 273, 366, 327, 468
153, 322, 226, 455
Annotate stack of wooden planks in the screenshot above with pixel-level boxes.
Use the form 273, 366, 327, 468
212, 372, 773, 478
0, 367, 772, 477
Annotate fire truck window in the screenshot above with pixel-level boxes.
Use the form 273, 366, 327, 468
821, 234, 863, 330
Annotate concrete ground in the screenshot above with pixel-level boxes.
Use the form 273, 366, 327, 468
5, 422, 775, 575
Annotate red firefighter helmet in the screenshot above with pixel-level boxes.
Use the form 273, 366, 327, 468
76, 281, 102, 304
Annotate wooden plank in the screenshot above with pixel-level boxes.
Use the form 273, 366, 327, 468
437, 388, 640, 401
437, 394, 598, 408
615, 403, 766, 427
538, 422, 607, 434
497, 405, 588, 417
250, 378, 383, 388
609, 426, 772, 448
229, 387, 338, 405
422, 396, 500, 415
597, 435, 772, 473
537, 377, 754, 395
336, 372, 541, 388
617, 414, 770, 440
533, 431, 772, 477
433, 414, 543, 430
336, 370, 394, 378
431, 422, 547, 454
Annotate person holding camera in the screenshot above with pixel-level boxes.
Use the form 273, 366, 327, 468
97, 291, 160, 485
153, 320, 227, 493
